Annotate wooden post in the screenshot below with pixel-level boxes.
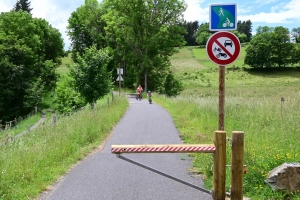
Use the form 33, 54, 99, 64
231, 131, 244, 200
281, 97, 285, 117
52, 111, 56, 124
213, 130, 226, 200
119, 76, 121, 96
218, 66, 225, 131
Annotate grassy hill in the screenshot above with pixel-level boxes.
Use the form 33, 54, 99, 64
1, 46, 299, 199
155, 45, 300, 199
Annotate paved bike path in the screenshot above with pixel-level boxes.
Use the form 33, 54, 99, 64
41, 97, 212, 200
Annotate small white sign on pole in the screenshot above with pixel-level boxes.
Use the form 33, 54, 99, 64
117, 68, 123, 75
116, 75, 123, 81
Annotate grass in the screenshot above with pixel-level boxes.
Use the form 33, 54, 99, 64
0, 114, 41, 143
155, 45, 300, 199
56, 53, 73, 75
1, 47, 300, 199
0, 93, 128, 199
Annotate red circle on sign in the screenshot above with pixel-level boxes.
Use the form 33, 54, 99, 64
206, 31, 241, 66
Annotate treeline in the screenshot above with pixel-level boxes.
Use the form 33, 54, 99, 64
180, 20, 300, 68
1, 0, 188, 119
180, 19, 252, 46
245, 26, 300, 68
53, 0, 187, 113
0, 0, 64, 121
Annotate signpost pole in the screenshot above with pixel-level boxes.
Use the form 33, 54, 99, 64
218, 65, 225, 131
119, 75, 121, 96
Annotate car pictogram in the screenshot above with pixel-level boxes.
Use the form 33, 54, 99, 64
224, 40, 233, 47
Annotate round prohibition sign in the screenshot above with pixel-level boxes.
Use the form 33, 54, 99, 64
206, 31, 241, 66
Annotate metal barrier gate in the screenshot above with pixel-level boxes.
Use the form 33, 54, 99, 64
111, 131, 244, 200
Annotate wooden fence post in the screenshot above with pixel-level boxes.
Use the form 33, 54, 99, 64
231, 131, 244, 200
52, 111, 56, 124
213, 130, 226, 200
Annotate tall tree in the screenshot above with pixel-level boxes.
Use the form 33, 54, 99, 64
68, 46, 112, 108
237, 20, 252, 42
103, 0, 187, 92
244, 32, 272, 68
245, 26, 299, 68
256, 25, 274, 35
180, 20, 199, 46
14, 0, 33, 14
195, 23, 214, 45
67, 0, 107, 60
0, 10, 63, 120
269, 26, 294, 67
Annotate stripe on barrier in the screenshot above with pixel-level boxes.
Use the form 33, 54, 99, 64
111, 144, 216, 154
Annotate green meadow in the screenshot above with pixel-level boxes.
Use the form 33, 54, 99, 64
1, 45, 300, 199
155, 46, 300, 199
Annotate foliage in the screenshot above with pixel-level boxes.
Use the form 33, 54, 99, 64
179, 20, 199, 46
68, 46, 113, 105
0, 12, 36, 120
13, 0, 33, 14
103, 0, 187, 92
231, 30, 248, 43
0, 11, 64, 120
237, 20, 252, 41
196, 31, 212, 45
53, 75, 85, 113
244, 33, 272, 68
195, 23, 213, 45
0, 10, 63, 118
195, 20, 252, 45
163, 73, 183, 97
0, 94, 128, 199
23, 78, 44, 108
67, 0, 107, 60
256, 25, 274, 35
245, 26, 300, 68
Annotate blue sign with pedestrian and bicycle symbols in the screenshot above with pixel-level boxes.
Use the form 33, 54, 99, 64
209, 4, 237, 31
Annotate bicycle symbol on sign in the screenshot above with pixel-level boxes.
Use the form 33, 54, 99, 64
223, 17, 234, 28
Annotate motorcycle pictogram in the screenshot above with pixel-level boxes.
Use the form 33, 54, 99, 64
216, 52, 227, 58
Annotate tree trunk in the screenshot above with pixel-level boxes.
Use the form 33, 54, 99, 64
144, 69, 148, 93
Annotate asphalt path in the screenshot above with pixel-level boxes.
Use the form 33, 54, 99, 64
40, 96, 213, 200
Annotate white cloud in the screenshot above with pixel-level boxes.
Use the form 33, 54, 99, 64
183, 0, 209, 22
239, 0, 300, 24
30, 0, 81, 50
0, 0, 13, 12
254, 0, 277, 7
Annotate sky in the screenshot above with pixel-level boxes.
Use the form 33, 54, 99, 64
0, 0, 299, 50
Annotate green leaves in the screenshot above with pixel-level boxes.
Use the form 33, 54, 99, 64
67, 0, 107, 59
245, 26, 300, 68
69, 46, 112, 105
0, 10, 64, 120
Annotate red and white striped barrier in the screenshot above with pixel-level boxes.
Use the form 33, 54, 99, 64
111, 144, 216, 154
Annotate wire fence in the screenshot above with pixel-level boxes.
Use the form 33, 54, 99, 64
0, 92, 115, 145
0, 106, 38, 131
